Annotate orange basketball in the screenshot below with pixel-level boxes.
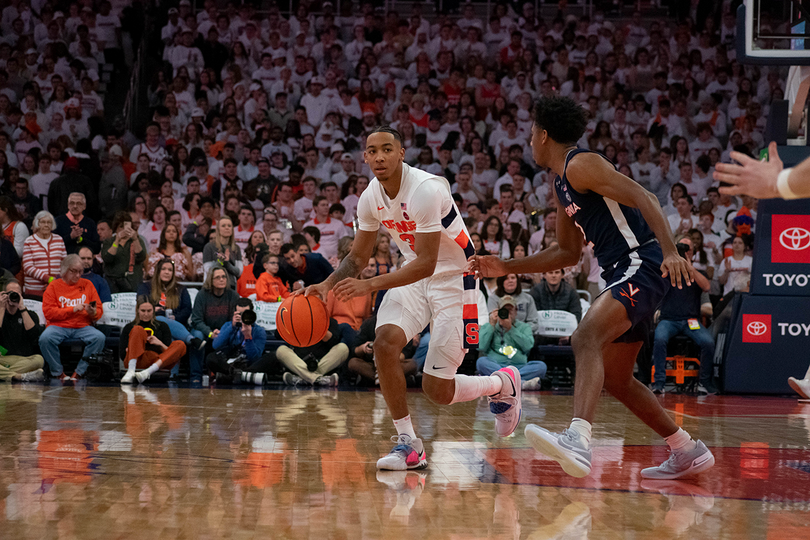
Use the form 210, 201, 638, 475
276, 294, 329, 348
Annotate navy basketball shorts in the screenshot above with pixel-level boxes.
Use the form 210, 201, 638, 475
599, 241, 669, 343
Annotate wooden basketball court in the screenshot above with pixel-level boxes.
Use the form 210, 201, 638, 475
1, 383, 808, 539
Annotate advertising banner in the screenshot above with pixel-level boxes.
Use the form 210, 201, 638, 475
724, 295, 810, 393
749, 199, 810, 297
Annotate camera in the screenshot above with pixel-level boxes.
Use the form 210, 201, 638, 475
7, 291, 20, 303
498, 307, 510, 320
676, 242, 690, 259
235, 309, 257, 329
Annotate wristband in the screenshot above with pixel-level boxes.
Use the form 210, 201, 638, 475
208, 332, 213, 338
77, 236, 83, 243
48, 276, 55, 283
777, 168, 799, 199
112, 243, 118, 248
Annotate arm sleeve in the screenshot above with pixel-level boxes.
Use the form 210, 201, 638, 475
23, 241, 48, 282
212, 322, 233, 350
12, 222, 27, 257
175, 288, 192, 325
190, 293, 212, 336
244, 325, 266, 360
42, 285, 74, 323
356, 188, 381, 232
509, 321, 535, 353
523, 298, 540, 333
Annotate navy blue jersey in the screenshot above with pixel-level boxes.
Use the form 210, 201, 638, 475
554, 148, 656, 268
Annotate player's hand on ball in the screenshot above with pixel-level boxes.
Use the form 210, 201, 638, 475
299, 282, 329, 301
334, 278, 371, 302
466, 254, 509, 278
661, 252, 694, 289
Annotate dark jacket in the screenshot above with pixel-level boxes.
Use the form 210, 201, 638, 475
101, 236, 148, 293
212, 321, 267, 363
119, 319, 173, 360
529, 279, 582, 322
54, 214, 100, 254
0, 237, 20, 276
9, 191, 41, 228
279, 252, 333, 288
190, 287, 239, 338
83, 269, 112, 303
0, 307, 41, 356
183, 222, 207, 254
136, 281, 193, 326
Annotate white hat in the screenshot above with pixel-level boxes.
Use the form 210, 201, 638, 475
341, 153, 353, 160
108, 144, 123, 157
168, 7, 178, 15
53, 11, 64, 18
191, 107, 204, 117
249, 82, 262, 92
310, 76, 324, 85
330, 143, 344, 153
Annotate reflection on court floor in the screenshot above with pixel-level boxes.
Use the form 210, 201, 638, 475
0, 384, 808, 539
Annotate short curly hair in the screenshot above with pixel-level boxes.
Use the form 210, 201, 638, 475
533, 97, 587, 145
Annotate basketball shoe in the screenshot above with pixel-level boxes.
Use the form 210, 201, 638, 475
524, 425, 592, 478
376, 434, 428, 471
488, 366, 522, 436
788, 377, 810, 398
641, 440, 714, 479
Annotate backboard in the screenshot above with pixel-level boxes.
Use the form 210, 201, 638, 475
738, 0, 810, 65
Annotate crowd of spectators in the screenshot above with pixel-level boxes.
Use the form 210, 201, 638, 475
0, 0, 775, 393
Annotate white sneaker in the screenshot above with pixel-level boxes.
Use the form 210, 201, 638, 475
283, 372, 303, 386
525, 424, 592, 478
19, 369, 44, 382
522, 377, 541, 391
488, 366, 522, 437
120, 370, 136, 384
376, 434, 428, 471
315, 373, 339, 387
788, 377, 810, 399
134, 370, 150, 384
640, 440, 715, 480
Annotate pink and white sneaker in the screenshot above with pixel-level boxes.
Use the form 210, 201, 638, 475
488, 366, 522, 437
376, 435, 428, 471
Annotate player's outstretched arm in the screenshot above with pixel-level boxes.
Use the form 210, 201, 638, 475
565, 153, 693, 289
334, 231, 441, 301
714, 142, 810, 199
302, 229, 377, 300
468, 192, 583, 278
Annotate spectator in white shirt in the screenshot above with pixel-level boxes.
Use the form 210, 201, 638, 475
303, 195, 350, 260
298, 76, 330, 128
668, 195, 699, 235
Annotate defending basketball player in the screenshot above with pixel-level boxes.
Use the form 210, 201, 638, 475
469, 97, 716, 479
303, 127, 523, 471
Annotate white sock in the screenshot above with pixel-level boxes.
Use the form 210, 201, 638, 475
144, 360, 163, 376
393, 415, 417, 440
569, 418, 593, 448
665, 428, 697, 452
450, 374, 503, 404
127, 359, 137, 373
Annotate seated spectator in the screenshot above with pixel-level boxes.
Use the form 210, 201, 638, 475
183, 216, 213, 254
22, 211, 66, 300
255, 253, 290, 302
119, 297, 187, 384
652, 240, 715, 395
145, 224, 194, 280
206, 298, 273, 385
236, 231, 267, 297
202, 215, 243, 288
190, 265, 239, 383
326, 256, 375, 348
278, 242, 333, 290
0, 280, 45, 381
102, 211, 148, 293
347, 314, 418, 386
477, 296, 546, 391
487, 273, 539, 334
78, 246, 112, 303
39, 254, 105, 381
137, 257, 203, 355
54, 192, 99, 254
233, 205, 259, 252
717, 235, 752, 297
278, 317, 347, 386
530, 268, 583, 329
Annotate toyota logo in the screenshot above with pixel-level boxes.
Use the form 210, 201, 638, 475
779, 227, 810, 251
747, 321, 768, 336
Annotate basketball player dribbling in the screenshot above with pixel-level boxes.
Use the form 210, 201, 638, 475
470, 97, 716, 479
304, 126, 523, 470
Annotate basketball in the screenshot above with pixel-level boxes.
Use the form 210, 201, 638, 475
275, 294, 329, 348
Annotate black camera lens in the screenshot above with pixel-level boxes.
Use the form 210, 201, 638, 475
241, 309, 257, 326
498, 307, 510, 320
8, 291, 20, 303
